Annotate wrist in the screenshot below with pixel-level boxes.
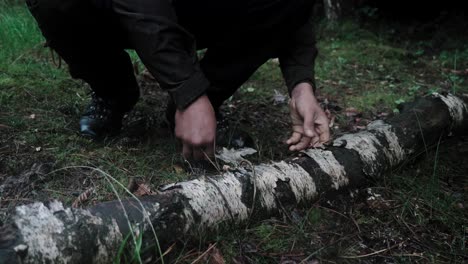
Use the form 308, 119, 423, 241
291, 82, 315, 98
182, 94, 209, 111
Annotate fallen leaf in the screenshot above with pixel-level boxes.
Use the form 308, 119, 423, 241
273, 90, 287, 105
216, 147, 257, 166
72, 187, 94, 208
329, 115, 336, 128
345, 107, 360, 117
325, 109, 336, 128
206, 245, 225, 264
173, 164, 185, 174
127, 178, 137, 192
134, 183, 154, 196
378, 112, 390, 117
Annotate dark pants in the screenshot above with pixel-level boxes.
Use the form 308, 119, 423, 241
26, 0, 314, 112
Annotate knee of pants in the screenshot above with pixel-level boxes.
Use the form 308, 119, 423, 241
67, 62, 94, 81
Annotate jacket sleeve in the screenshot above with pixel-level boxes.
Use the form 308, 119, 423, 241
278, 14, 318, 95
114, 0, 210, 110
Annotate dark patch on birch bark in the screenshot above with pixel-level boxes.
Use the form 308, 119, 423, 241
295, 156, 335, 193
238, 169, 256, 211
274, 178, 298, 207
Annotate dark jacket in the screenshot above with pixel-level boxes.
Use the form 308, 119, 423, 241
27, 0, 318, 110
112, 0, 318, 109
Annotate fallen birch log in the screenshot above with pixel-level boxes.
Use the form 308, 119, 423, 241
1, 93, 467, 264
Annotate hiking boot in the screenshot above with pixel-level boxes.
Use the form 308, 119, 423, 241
79, 93, 126, 139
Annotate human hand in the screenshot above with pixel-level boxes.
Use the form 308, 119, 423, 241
286, 83, 330, 151
175, 95, 216, 160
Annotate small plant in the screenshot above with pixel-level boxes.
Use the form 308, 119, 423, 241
447, 73, 463, 95
115, 227, 144, 264
337, 56, 347, 65
408, 85, 421, 96
394, 98, 405, 105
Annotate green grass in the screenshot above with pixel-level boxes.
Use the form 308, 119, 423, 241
314, 19, 468, 112
0, 2, 41, 59
0, 3, 186, 200
1, 2, 467, 263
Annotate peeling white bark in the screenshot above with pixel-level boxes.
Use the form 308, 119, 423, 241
333, 131, 382, 175
13, 201, 122, 264
332, 120, 409, 175
433, 93, 468, 125
253, 161, 316, 210
274, 162, 317, 204
215, 147, 257, 166
302, 149, 348, 189
166, 172, 249, 229
167, 161, 316, 227
92, 217, 122, 263
14, 202, 68, 263
368, 120, 408, 166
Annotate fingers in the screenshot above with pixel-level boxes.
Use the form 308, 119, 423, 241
286, 131, 302, 145
303, 114, 317, 138
174, 95, 217, 161
316, 116, 331, 144
318, 125, 331, 144
289, 135, 312, 151
310, 134, 320, 148
303, 109, 331, 146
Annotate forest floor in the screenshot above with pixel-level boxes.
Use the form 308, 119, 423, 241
1, 2, 468, 263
